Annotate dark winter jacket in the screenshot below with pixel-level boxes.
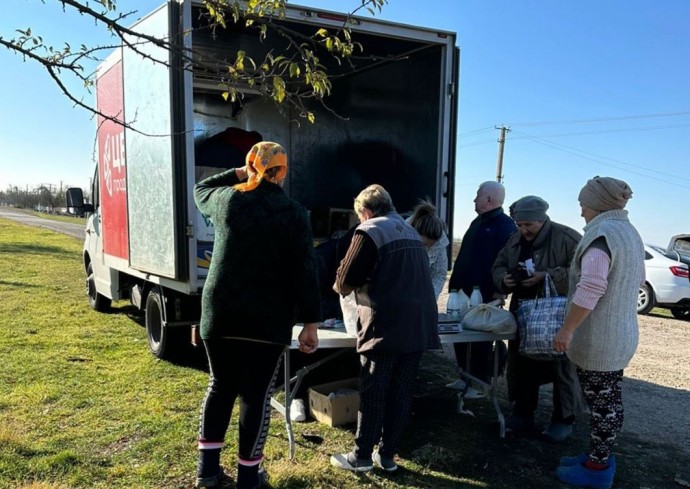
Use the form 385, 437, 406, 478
194, 169, 321, 343
492, 219, 582, 310
448, 207, 516, 301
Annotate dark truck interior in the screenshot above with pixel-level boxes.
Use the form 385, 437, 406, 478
189, 5, 448, 240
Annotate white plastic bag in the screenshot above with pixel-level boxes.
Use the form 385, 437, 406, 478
461, 303, 517, 334
339, 292, 359, 337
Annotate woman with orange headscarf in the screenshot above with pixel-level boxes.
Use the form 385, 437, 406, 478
193, 141, 321, 489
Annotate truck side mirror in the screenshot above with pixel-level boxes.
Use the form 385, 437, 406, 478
65, 187, 94, 216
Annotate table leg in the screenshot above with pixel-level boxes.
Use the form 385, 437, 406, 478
458, 340, 506, 438
270, 348, 351, 460
491, 341, 506, 438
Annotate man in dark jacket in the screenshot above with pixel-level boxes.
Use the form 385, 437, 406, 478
447, 181, 516, 392
330, 184, 439, 473
193, 142, 321, 489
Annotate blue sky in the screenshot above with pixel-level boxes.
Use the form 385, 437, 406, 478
1, 0, 689, 245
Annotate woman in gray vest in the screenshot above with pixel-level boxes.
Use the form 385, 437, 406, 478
553, 177, 645, 489
330, 184, 439, 473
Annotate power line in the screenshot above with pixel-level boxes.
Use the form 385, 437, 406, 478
505, 110, 690, 127
511, 130, 690, 190
511, 129, 690, 184
457, 138, 496, 149
508, 122, 690, 139
457, 126, 494, 137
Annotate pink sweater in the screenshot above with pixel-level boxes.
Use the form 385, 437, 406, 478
572, 247, 610, 310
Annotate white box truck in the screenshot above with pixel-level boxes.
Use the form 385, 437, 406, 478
67, 0, 459, 360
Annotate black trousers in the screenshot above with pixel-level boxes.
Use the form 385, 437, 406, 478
198, 339, 284, 461
354, 351, 423, 459
507, 339, 583, 422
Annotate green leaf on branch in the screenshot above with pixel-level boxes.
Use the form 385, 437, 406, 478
272, 76, 286, 103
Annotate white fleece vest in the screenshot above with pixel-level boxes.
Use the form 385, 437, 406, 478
566, 210, 645, 371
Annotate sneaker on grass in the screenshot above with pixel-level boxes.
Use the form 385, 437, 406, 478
373, 451, 398, 472
330, 451, 373, 472
289, 398, 307, 422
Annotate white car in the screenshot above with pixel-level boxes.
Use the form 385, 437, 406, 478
638, 244, 690, 319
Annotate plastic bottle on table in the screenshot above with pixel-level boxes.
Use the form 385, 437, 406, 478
469, 286, 483, 307
447, 290, 470, 319
446, 290, 461, 318
457, 290, 470, 318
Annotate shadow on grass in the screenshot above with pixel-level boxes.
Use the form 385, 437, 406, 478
0, 242, 77, 258
0, 280, 41, 288
109, 302, 210, 371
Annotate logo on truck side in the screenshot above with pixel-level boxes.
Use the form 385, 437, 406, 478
103, 133, 126, 197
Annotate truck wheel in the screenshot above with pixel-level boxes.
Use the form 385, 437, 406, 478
145, 289, 185, 360
86, 263, 111, 312
146, 290, 169, 359
637, 283, 654, 315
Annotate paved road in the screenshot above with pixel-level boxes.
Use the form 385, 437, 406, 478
0, 207, 85, 240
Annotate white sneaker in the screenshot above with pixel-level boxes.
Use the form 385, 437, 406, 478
459, 387, 485, 399
289, 399, 307, 422
445, 379, 468, 390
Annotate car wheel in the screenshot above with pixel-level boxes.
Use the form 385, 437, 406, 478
86, 263, 111, 312
670, 307, 690, 320
637, 283, 655, 315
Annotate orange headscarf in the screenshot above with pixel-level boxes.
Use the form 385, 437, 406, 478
233, 141, 288, 192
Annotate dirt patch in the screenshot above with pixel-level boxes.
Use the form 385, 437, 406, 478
427, 288, 690, 488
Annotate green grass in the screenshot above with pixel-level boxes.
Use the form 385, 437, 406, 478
1, 217, 682, 489
2, 217, 497, 489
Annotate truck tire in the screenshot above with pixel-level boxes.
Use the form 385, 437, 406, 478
86, 263, 111, 312
145, 289, 186, 360
146, 290, 170, 359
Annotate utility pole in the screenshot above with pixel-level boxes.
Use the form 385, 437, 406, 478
495, 125, 510, 183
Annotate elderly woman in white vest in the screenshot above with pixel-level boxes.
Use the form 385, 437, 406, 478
553, 177, 645, 489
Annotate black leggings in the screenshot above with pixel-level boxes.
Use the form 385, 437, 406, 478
578, 368, 624, 464
198, 339, 285, 461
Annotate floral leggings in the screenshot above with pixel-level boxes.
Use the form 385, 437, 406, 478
577, 368, 624, 464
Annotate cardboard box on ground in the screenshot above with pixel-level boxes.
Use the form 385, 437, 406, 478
308, 378, 360, 427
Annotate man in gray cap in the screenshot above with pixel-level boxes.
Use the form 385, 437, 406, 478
492, 195, 585, 441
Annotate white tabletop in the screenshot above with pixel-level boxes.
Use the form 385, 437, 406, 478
290, 326, 514, 350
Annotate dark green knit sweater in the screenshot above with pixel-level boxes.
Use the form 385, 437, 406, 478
194, 169, 322, 344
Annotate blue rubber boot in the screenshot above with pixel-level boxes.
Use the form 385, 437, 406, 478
556, 461, 615, 489
559, 453, 616, 468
